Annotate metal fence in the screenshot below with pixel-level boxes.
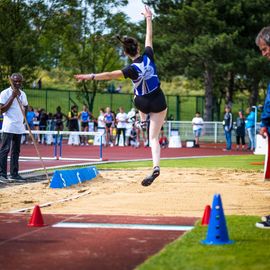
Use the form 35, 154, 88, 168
163, 121, 260, 143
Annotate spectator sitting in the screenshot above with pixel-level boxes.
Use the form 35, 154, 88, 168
159, 134, 168, 148
129, 124, 138, 147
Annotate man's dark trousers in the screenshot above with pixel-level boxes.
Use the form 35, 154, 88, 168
0, 132, 21, 177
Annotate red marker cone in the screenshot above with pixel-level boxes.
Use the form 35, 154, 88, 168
201, 205, 211, 226
28, 205, 46, 227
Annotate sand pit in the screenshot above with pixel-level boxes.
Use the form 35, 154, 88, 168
0, 168, 270, 217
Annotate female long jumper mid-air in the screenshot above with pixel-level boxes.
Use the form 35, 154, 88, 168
74, 6, 167, 186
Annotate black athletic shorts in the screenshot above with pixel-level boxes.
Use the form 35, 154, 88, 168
81, 122, 88, 129
134, 88, 167, 114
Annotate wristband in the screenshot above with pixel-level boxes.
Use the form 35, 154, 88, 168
90, 73, 95, 80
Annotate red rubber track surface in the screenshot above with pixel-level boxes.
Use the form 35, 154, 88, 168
0, 213, 197, 270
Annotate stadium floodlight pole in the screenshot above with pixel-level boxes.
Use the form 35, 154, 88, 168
8, 76, 50, 183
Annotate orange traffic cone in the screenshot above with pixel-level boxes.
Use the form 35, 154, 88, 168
201, 205, 211, 226
28, 205, 46, 227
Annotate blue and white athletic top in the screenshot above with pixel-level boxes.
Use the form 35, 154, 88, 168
104, 113, 114, 123
81, 111, 90, 122
122, 47, 160, 96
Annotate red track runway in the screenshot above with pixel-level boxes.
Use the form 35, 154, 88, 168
0, 213, 197, 270
18, 142, 252, 172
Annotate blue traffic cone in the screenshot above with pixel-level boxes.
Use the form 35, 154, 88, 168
201, 194, 234, 245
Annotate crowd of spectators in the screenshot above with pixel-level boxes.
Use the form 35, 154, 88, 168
0, 103, 259, 150
19, 105, 156, 147
222, 106, 256, 151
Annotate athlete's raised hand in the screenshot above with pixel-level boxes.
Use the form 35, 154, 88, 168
142, 5, 152, 19
142, 6, 153, 48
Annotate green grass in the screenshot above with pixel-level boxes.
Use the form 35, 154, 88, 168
95, 155, 264, 172
136, 216, 269, 270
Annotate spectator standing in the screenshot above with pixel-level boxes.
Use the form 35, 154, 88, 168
235, 110, 246, 151
0, 73, 28, 182
126, 108, 136, 144
97, 108, 106, 131
67, 105, 79, 131
191, 112, 204, 148
104, 107, 114, 147
245, 107, 256, 151
67, 105, 79, 145
115, 107, 128, 146
54, 106, 65, 131
25, 106, 35, 144
222, 106, 233, 151
78, 105, 90, 145
38, 108, 48, 144
38, 78, 42, 89
33, 108, 40, 141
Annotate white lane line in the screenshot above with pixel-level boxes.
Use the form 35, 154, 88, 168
53, 222, 194, 231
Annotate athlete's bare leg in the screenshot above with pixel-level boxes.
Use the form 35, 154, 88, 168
141, 108, 167, 186
149, 109, 167, 167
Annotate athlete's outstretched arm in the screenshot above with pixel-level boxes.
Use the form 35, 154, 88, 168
142, 6, 153, 48
74, 70, 124, 81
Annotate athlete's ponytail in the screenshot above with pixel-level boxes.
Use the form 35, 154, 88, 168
117, 35, 138, 57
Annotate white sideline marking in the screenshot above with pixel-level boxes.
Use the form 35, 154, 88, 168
53, 222, 194, 231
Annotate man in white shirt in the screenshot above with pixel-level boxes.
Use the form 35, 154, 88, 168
192, 112, 204, 148
115, 107, 128, 146
0, 73, 28, 182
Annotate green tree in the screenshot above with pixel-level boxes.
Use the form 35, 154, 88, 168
0, 0, 39, 88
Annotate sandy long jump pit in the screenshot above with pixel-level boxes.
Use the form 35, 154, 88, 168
0, 168, 270, 216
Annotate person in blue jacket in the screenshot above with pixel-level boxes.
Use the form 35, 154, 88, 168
254, 26, 270, 229
245, 107, 256, 151
74, 6, 167, 187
